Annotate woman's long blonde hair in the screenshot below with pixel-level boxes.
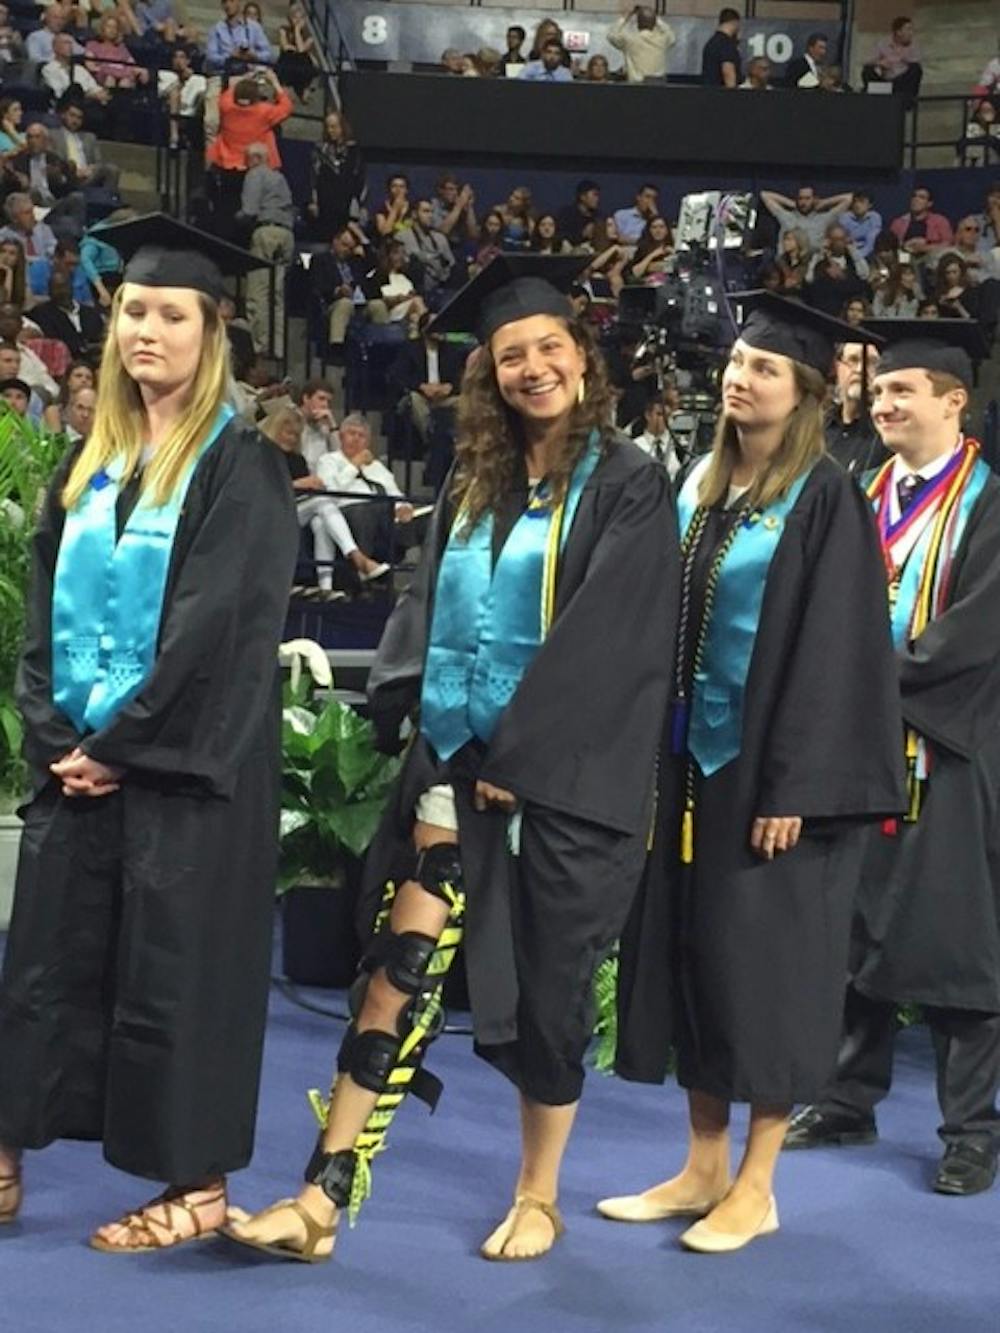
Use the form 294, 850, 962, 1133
698, 358, 828, 512
63, 287, 231, 510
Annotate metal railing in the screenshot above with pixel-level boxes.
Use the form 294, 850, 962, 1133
905, 93, 1000, 170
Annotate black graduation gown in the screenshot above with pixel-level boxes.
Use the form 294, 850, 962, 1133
0, 421, 298, 1183
363, 437, 679, 1103
617, 456, 907, 1103
852, 472, 1000, 1014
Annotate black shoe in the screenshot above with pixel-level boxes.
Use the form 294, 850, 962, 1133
933, 1142, 998, 1196
784, 1105, 878, 1150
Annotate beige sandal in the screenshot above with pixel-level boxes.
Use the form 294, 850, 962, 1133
0, 1165, 22, 1225
219, 1199, 337, 1265
89, 1188, 226, 1253
480, 1194, 565, 1263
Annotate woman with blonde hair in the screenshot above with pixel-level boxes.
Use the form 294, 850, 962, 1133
0, 215, 298, 1250
262, 405, 389, 593
608, 292, 905, 1252
225, 254, 678, 1265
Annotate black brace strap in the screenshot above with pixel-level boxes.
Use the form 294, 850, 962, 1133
390, 842, 463, 905
304, 1142, 356, 1208
337, 1028, 401, 1094
365, 929, 438, 995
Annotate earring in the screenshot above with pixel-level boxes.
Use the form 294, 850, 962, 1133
577, 378, 586, 405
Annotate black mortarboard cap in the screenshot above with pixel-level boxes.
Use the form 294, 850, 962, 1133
94, 212, 270, 304
431, 254, 591, 341
863, 318, 989, 392
729, 290, 883, 378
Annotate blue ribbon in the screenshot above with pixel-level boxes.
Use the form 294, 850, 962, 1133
421, 436, 602, 760
677, 464, 812, 777
51, 406, 234, 734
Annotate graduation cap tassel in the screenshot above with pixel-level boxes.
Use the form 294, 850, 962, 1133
904, 729, 922, 823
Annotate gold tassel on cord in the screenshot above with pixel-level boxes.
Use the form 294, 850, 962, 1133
905, 729, 922, 822
681, 802, 694, 864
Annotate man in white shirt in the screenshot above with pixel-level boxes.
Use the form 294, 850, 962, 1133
42, 33, 108, 104
26, 6, 81, 65
608, 4, 676, 84
317, 412, 416, 556
633, 399, 681, 479
158, 46, 208, 147
298, 379, 338, 470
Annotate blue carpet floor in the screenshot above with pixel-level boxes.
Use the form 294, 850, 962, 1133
2, 976, 997, 1333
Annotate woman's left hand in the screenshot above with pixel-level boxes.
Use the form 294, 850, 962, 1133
51, 748, 124, 798
750, 815, 802, 860
474, 780, 518, 813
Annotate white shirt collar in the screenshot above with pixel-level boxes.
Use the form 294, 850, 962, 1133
888, 439, 962, 522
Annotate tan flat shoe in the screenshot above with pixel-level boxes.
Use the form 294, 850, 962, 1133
219, 1199, 337, 1265
596, 1191, 723, 1222
480, 1194, 564, 1262
679, 1196, 779, 1253
89, 1188, 226, 1253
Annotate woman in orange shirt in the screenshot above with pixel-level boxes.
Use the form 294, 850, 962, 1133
207, 68, 293, 237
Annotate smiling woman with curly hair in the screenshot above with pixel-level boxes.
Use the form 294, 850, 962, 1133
224, 256, 680, 1268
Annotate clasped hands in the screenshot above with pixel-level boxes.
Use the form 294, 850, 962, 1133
50, 747, 123, 799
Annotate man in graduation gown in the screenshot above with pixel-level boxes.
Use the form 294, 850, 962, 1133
0, 216, 299, 1239
787, 321, 1000, 1196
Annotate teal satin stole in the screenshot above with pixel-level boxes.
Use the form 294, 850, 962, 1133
677, 464, 812, 777
421, 436, 602, 761
51, 405, 234, 734
886, 455, 990, 651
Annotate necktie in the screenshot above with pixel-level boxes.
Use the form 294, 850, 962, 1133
896, 473, 923, 514
357, 466, 385, 496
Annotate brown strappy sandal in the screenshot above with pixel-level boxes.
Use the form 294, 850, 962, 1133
480, 1194, 565, 1263
0, 1165, 22, 1225
89, 1187, 226, 1253
219, 1198, 337, 1264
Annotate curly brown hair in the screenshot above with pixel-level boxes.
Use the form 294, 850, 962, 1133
451, 318, 615, 531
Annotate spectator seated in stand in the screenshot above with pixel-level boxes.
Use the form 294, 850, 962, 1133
472, 209, 504, 273
316, 411, 419, 562
784, 32, 827, 89
817, 65, 851, 93
51, 95, 120, 194
890, 185, 955, 268
613, 182, 659, 245
701, 7, 742, 88
934, 252, 984, 325
607, 4, 676, 85
206, 67, 292, 237
374, 172, 411, 239
367, 239, 426, 336
526, 19, 570, 68
841, 295, 871, 327
60, 381, 97, 442
0, 341, 44, 420
400, 197, 455, 306
974, 50, 1000, 97
440, 49, 465, 77
305, 108, 365, 239
774, 227, 811, 294
430, 173, 478, 246
530, 213, 571, 256
0, 97, 24, 154
28, 264, 104, 359
262, 405, 388, 598
79, 211, 128, 307
0, 374, 30, 416
218, 291, 256, 377
583, 55, 613, 84
499, 24, 525, 73
236, 140, 295, 356
0, 234, 25, 306
625, 215, 674, 283
804, 224, 869, 316
760, 184, 854, 250
838, 190, 883, 259
297, 376, 338, 469
0, 5, 26, 72
42, 32, 110, 106
25, 5, 83, 66
386, 309, 468, 488
871, 261, 923, 318
276, 2, 318, 100
0, 301, 61, 401
557, 179, 602, 248
494, 185, 535, 250
739, 57, 773, 91
131, 0, 189, 55
863, 14, 922, 100
948, 214, 1000, 284
205, 0, 273, 76
0, 195, 58, 295
7, 121, 87, 243
520, 38, 572, 83
311, 224, 376, 359
957, 99, 1000, 168
85, 14, 150, 93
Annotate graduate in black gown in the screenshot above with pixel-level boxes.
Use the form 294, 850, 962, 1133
608, 293, 906, 1252
224, 255, 679, 1264
0, 215, 298, 1248
787, 321, 1000, 1197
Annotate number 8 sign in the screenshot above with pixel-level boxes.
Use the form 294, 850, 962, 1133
361, 14, 388, 45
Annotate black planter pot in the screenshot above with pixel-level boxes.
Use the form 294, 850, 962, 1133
280, 855, 363, 988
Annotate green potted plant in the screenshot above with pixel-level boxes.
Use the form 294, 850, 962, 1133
0, 409, 67, 928
278, 639, 401, 987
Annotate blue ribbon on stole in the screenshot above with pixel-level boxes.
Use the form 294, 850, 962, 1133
676, 465, 812, 777
421, 436, 602, 761
51, 405, 234, 734
886, 455, 990, 651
